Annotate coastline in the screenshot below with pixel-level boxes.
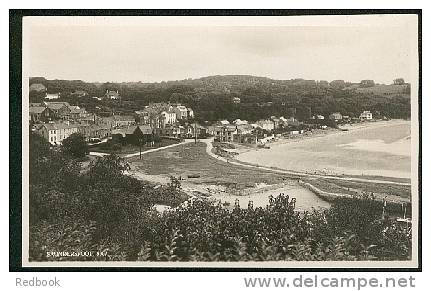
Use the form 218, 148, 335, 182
236, 119, 410, 155
234, 119, 411, 180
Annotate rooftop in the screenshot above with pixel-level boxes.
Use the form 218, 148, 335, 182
113, 115, 135, 121
29, 106, 47, 114
46, 102, 70, 110
42, 122, 79, 130
69, 106, 86, 114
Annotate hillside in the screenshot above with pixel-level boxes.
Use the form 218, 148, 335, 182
355, 84, 410, 97
29, 75, 411, 121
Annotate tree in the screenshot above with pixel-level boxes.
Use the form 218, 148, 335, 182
393, 78, 405, 85
329, 80, 346, 89
360, 80, 375, 88
61, 133, 89, 158
87, 154, 130, 183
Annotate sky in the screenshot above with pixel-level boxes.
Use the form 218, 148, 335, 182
23, 16, 418, 84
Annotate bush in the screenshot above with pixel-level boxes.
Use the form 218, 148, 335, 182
28, 134, 411, 262
61, 133, 89, 158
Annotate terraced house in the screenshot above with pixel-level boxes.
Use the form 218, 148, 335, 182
78, 124, 111, 142
38, 122, 80, 145
99, 115, 136, 128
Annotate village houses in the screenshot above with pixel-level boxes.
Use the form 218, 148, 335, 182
135, 102, 193, 130
99, 115, 136, 128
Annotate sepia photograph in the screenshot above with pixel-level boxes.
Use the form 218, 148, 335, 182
15, 11, 420, 269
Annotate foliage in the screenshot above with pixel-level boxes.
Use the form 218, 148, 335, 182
28, 133, 189, 261
61, 133, 89, 158
29, 219, 98, 261
28, 132, 411, 262
29, 190, 412, 262
126, 195, 411, 262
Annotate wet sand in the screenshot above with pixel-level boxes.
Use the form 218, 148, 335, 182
129, 169, 331, 211
208, 184, 331, 211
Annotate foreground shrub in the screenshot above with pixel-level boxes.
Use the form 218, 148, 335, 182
28, 133, 412, 262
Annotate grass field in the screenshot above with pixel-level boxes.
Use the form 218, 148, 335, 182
128, 142, 288, 189
89, 138, 180, 155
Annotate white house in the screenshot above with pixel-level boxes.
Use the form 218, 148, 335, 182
218, 120, 230, 126
45, 93, 60, 100
233, 119, 248, 125
104, 90, 120, 100
329, 112, 343, 121
160, 110, 177, 128
39, 122, 80, 145
359, 111, 373, 120
173, 105, 188, 120
232, 97, 241, 104
187, 108, 194, 119
256, 119, 275, 131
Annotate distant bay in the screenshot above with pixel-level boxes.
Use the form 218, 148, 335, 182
236, 120, 411, 179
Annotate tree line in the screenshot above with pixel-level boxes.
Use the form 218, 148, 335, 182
30, 75, 411, 122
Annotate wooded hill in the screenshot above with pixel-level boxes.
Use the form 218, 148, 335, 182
29, 75, 411, 122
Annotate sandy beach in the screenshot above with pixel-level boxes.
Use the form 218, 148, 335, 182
235, 120, 411, 179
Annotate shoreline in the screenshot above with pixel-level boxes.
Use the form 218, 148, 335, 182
233, 119, 411, 180
235, 119, 410, 155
